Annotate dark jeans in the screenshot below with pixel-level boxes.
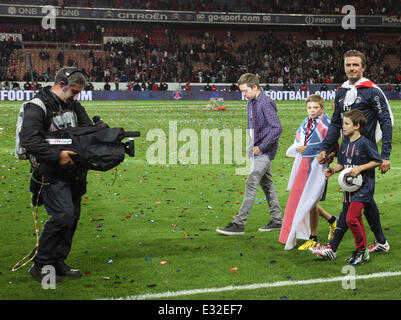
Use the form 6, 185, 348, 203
33, 179, 83, 266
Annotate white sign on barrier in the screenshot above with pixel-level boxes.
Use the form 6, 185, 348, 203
263, 90, 336, 101
0, 90, 93, 101
0, 33, 22, 41
103, 36, 135, 44
306, 40, 333, 47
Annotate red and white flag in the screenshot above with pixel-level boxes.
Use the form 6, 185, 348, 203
279, 113, 330, 250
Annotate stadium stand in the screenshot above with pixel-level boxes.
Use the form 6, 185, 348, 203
0, 1, 400, 87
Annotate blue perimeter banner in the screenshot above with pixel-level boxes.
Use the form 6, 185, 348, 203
1, 4, 401, 27
1, 89, 400, 101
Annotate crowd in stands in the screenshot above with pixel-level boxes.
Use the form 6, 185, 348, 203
1, 25, 401, 87
0, 39, 21, 82
56, 28, 401, 86
14, 23, 102, 44
255, 31, 401, 85
1, 15, 401, 87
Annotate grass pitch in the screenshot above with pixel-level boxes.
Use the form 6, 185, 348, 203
0, 99, 400, 300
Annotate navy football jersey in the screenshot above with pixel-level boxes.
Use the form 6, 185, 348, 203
322, 84, 392, 160
338, 135, 382, 202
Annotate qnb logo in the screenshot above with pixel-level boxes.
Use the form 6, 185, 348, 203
341, 5, 356, 30
8, 6, 17, 15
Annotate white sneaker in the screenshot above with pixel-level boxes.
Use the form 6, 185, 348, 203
368, 240, 390, 253
309, 244, 337, 260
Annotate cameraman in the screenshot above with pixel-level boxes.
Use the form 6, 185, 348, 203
20, 67, 92, 283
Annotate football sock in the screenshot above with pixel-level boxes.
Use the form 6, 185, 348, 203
328, 216, 336, 225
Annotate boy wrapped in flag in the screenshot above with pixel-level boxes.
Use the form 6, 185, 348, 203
279, 94, 337, 250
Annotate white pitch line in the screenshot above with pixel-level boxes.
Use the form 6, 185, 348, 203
104, 271, 401, 300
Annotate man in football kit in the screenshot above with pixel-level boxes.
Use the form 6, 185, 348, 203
316, 50, 393, 255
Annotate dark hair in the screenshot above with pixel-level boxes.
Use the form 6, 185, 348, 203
237, 73, 260, 89
55, 67, 87, 87
343, 50, 367, 68
344, 109, 367, 132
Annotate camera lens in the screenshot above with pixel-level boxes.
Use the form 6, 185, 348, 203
124, 139, 135, 157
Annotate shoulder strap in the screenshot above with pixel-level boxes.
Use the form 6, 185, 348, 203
27, 97, 47, 116
15, 97, 47, 160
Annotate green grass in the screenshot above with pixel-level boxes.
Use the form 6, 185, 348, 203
1, 99, 401, 300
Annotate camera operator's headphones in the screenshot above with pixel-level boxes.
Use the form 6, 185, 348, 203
59, 69, 86, 85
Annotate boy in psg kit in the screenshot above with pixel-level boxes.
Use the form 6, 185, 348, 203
310, 110, 382, 265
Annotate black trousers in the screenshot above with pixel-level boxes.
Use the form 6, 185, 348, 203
34, 178, 83, 266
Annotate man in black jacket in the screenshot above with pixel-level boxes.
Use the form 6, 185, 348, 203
20, 67, 92, 283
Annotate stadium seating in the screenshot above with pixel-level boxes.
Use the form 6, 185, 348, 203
1, 7, 400, 85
